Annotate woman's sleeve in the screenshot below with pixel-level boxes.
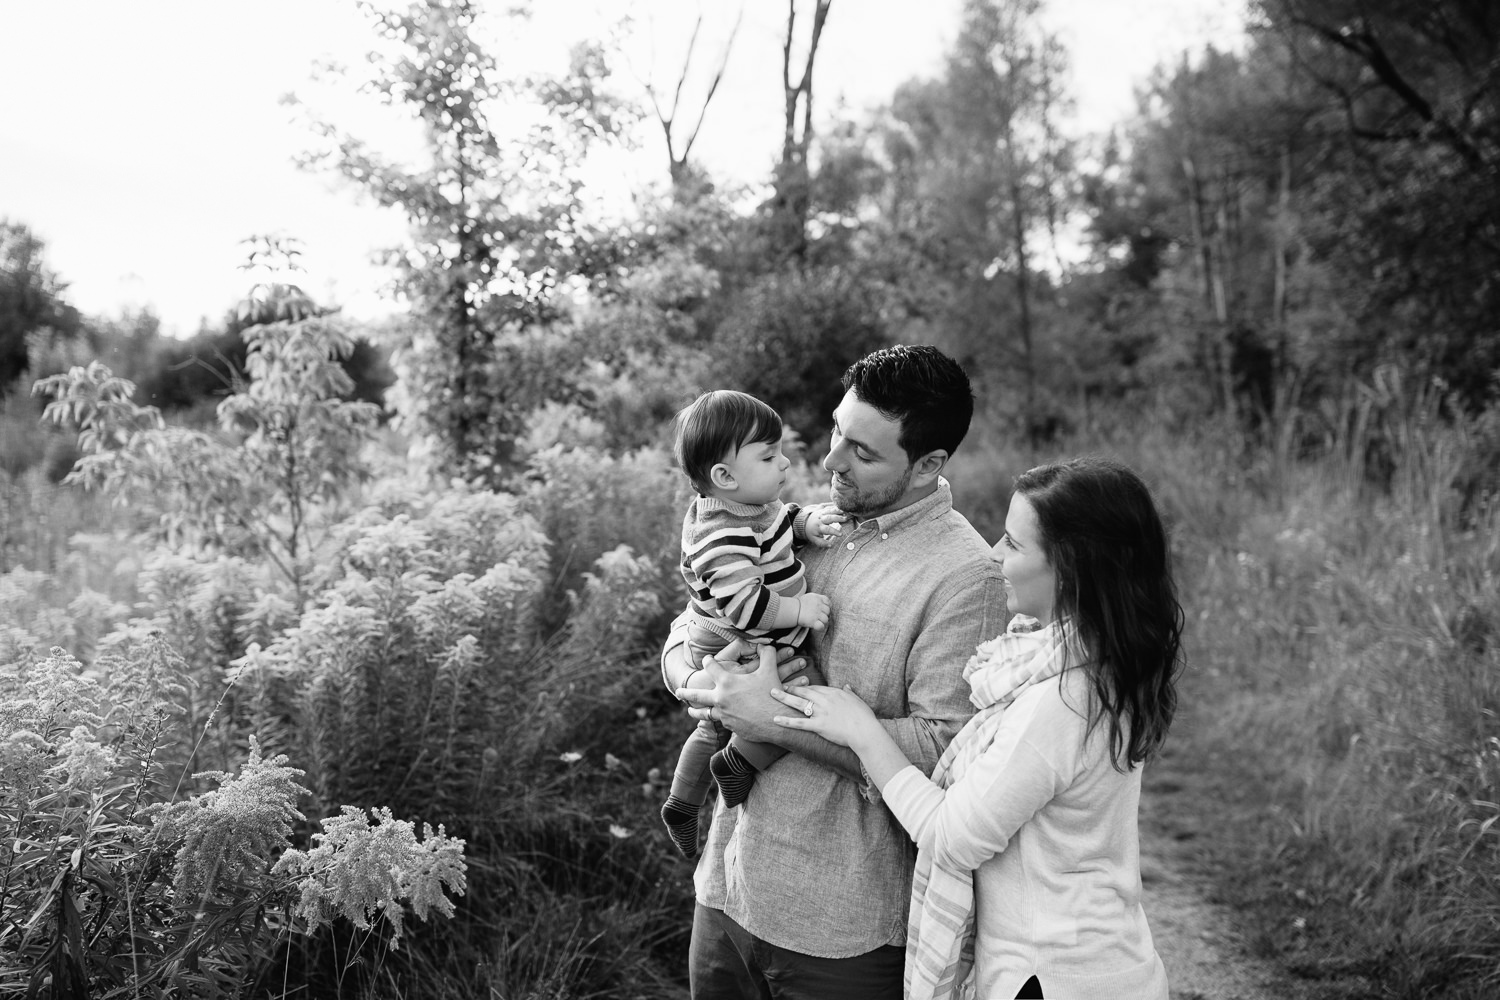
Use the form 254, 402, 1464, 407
880, 690, 1084, 872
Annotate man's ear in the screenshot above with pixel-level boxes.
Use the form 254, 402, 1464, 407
709, 463, 736, 491
911, 450, 949, 488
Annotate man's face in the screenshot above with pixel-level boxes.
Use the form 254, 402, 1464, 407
823, 390, 915, 517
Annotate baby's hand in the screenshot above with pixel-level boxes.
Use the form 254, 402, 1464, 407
803, 505, 849, 548
798, 592, 831, 631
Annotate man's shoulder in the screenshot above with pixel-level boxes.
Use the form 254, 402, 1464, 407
919, 507, 999, 563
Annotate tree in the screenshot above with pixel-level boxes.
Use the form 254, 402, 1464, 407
1084, 45, 1315, 422
1083, 0, 1500, 422
295, 0, 629, 482
710, 266, 886, 440
637, 5, 743, 199
943, 0, 1071, 435
0, 221, 83, 393
765, 0, 833, 263
848, 0, 1073, 436
1250, 0, 1500, 406
36, 255, 381, 608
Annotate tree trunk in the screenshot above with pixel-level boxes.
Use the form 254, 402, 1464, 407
771, 0, 831, 263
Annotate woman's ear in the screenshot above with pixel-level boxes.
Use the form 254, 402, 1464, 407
710, 463, 736, 491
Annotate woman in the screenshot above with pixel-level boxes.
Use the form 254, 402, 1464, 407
772, 457, 1183, 999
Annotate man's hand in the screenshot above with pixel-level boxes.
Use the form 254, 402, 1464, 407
676, 642, 787, 742
676, 642, 810, 721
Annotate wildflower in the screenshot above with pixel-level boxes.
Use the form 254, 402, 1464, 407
152, 737, 307, 902
604, 753, 623, 771
559, 751, 583, 764
52, 725, 117, 791
273, 805, 467, 948
609, 824, 631, 839
0, 729, 51, 796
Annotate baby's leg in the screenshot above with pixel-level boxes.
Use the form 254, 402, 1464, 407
662, 629, 734, 859
712, 646, 826, 806
662, 720, 721, 860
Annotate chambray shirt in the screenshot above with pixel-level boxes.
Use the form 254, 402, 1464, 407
662, 479, 1007, 957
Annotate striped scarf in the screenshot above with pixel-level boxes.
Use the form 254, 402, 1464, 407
904, 616, 1077, 1000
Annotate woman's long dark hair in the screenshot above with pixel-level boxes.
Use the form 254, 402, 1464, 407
1015, 457, 1183, 770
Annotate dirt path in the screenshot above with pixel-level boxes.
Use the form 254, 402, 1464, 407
1137, 777, 1375, 1000
1140, 829, 1298, 1000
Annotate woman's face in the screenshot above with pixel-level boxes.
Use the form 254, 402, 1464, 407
996, 492, 1056, 624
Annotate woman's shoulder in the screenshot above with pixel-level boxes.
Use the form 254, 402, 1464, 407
1004, 670, 1098, 749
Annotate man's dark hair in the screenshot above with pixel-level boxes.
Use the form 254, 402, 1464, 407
673, 390, 783, 493
841, 345, 974, 463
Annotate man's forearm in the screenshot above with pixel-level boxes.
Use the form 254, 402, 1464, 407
766, 727, 865, 784
877, 714, 957, 777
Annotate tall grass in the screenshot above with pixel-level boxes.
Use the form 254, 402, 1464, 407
1129, 389, 1498, 998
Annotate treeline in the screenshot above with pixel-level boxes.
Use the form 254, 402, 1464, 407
7, 0, 1497, 483
0, 226, 392, 411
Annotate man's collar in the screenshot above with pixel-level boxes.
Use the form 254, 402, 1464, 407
850, 477, 953, 533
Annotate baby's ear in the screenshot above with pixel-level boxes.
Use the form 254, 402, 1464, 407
710, 463, 736, 490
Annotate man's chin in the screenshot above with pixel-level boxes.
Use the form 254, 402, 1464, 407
829, 484, 859, 512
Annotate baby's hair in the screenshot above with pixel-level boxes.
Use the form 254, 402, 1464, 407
1015, 456, 1183, 770
674, 390, 784, 494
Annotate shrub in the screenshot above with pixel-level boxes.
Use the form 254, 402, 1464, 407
0, 642, 467, 998
709, 266, 888, 441
517, 443, 686, 639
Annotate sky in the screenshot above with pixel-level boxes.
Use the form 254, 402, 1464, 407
0, 0, 1244, 337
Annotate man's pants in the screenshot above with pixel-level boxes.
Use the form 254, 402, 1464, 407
689, 903, 903, 1000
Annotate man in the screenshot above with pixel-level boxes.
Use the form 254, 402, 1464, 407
666, 344, 1007, 999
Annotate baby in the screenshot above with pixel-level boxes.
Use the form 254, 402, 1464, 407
660, 389, 844, 859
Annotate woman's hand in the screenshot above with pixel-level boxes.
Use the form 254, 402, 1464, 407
771, 684, 883, 751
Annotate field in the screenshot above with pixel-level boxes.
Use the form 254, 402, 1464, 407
2, 366, 1498, 998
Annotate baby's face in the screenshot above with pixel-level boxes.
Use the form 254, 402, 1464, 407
717, 437, 790, 505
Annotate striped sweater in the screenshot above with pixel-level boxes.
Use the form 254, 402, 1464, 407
679, 495, 810, 649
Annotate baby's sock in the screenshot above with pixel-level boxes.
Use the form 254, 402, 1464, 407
710, 746, 758, 808
660, 796, 701, 860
